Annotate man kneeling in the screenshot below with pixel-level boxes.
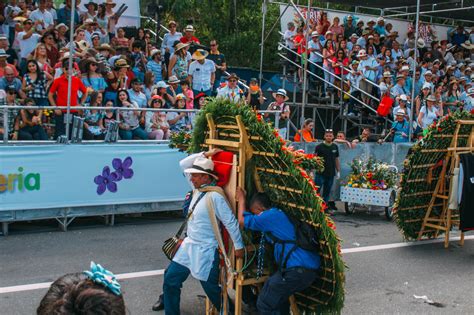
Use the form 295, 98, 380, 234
236, 188, 320, 315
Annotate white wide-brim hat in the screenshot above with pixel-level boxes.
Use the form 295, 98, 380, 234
184, 157, 219, 180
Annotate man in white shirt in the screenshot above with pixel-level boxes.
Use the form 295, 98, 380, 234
17, 19, 41, 74
29, 0, 54, 35
160, 150, 244, 315
188, 49, 215, 96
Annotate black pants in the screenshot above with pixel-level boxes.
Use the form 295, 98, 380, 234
54, 113, 96, 140
19, 125, 48, 140
257, 268, 318, 315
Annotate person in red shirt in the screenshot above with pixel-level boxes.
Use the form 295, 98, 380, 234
49, 59, 88, 139
180, 25, 200, 54
293, 27, 307, 83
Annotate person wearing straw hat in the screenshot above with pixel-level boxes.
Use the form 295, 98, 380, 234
390, 74, 407, 98
180, 25, 200, 49
392, 94, 411, 121
463, 87, 474, 111
216, 73, 243, 103
390, 109, 410, 143
29, 0, 54, 34
161, 20, 182, 66
357, 49, 378, 102
188, 48, 215, 97
168, 41, 190, 81
265, 88, 291, 139
417, 94, 442, 131
147, 48, 165, 83
82, 1, 98, 21
159, 149, 244, 314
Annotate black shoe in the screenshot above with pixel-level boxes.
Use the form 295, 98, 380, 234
152, 294, 165, 311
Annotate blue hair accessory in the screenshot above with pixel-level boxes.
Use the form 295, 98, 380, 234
84, 261, 122, 296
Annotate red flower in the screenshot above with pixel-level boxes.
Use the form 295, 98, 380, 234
256, 114, 263, 122
367, 172, 373, 179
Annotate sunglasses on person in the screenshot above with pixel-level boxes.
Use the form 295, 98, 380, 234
90, 63, 98, 67
7, 91, 16, 95
229, 79, 237, 82
210, 44, 217, 46
25, 22, 33, 25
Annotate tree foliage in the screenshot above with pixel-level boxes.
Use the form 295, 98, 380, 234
141, 0, 281, 71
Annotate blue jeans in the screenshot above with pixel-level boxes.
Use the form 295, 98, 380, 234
119, 127, 148, 140
163, 250, 221, 315
257, 269, 318, 315
314, 174, 334, 203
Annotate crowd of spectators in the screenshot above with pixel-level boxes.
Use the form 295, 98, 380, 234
0, 0, 273, 142
1, 2, 474, 144
285, 11, 474, 143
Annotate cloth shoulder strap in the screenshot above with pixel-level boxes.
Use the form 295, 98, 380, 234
175, 192, 206, 237
200, 186, 234, 273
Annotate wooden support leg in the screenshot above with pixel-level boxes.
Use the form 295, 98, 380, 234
460, 231, 465, 246
289, 295, 300, 315
234, 279, 243, 315
444, 208, 451, 248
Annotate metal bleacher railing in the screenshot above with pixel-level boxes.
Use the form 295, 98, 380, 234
0, 105, 281, 145
277, 31, 393, 137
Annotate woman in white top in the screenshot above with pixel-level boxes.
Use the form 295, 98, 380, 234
418, 94, 443, 130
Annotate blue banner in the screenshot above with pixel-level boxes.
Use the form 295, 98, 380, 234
0, 144, 189, 211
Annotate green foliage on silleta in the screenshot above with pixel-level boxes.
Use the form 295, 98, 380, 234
394, 110, 474, 240
189, 98, 345, 314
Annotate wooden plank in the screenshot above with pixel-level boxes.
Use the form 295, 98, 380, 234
397, 203, 443, 211
412, 163, 436, 169
216, 124, 250, 130
205, 138, 241, 148
268, 184, 303, 194
435, 194, 449, 200
256, 167, 291, 176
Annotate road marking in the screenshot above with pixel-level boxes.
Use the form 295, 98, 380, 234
342, 235, 474, 254
0, 236, 472, 294
0, 269, 165, 294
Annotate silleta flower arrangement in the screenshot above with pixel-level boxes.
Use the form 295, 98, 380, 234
169, 130, 192, 151
344, 157, 398, 190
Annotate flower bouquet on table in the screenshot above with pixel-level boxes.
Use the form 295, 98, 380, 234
169, 130, 192, 152
344, 157, 398, 190
341, 157, 399, 216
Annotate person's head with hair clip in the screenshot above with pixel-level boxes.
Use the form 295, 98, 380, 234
37, 262, 125, 315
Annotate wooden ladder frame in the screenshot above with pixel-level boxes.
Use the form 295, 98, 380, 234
417, 120, 474, 248
203, 113, 299, 315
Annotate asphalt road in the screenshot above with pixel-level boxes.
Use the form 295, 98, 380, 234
1, 206, 473, 315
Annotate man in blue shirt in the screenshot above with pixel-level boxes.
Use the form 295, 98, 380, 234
236, 188, 320, 315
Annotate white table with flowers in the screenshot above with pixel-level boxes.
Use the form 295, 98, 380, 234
340, 158, 399, 221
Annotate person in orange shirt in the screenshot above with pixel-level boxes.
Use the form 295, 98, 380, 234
294, 118, 316, 142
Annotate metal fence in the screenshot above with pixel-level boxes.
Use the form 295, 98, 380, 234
0, 105, 281, 145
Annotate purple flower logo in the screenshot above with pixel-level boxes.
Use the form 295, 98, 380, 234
94, 156, 134, 195
94, 166, 118, 195
112, 157, 134, 180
